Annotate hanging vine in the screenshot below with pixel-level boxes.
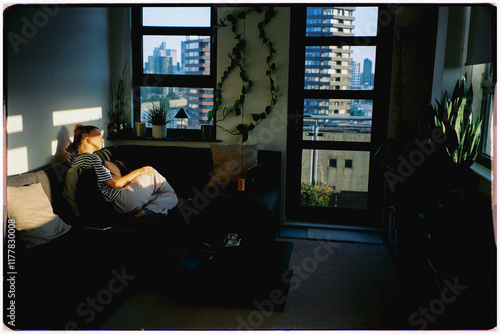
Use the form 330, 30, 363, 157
206, 6, 278, 143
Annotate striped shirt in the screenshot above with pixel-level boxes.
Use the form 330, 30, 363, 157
68, 152, 120, 202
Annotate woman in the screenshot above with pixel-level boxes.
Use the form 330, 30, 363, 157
66, 124, 178, 217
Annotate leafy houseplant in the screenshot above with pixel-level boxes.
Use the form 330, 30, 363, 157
143, 99, 172, 139
433, 74, 483, 169
107, 63, 128, 136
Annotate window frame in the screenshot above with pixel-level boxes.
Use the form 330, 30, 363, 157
476, 63, 495, 169
131, 5, 217, 139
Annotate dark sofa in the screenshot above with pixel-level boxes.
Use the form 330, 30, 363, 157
5, 144, 282, 330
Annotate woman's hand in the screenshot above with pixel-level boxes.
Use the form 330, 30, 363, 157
137, 166, 155, 176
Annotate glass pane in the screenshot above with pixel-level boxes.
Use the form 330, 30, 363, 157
305, 45, 376, 90
306, 6, 378, 37
481, 92, 493, 157
143, 36, 210, 75
143, 7, 211, 27
300, 149, 369, 209
140, 87, 213, 129
303, 99, 372, 142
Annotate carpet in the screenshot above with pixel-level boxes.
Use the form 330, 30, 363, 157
101, 238, 405, 330
170, 241, 294, 312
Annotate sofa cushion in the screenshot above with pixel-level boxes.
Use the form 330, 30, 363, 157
7, 183, 72, 249
208, 144, 258, 187
104, 160, 128, 179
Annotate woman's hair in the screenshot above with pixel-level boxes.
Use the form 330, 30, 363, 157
66, 124, 98, 153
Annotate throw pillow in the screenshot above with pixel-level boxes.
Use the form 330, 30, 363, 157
104, 160, 128, 179
7, 183, 71, 249
208, 144, 258, 187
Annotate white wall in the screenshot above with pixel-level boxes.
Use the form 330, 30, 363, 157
5, 6, 118, 175
214, 7, 290, 153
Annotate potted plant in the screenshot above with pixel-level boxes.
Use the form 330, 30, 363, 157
107, 63, 128, 137
431, 73, 484, 198
433, 74, 483, 169
143, 99, 172, 139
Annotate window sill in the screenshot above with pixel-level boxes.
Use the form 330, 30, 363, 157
107, 136, 220, 143
471, 162, 492, 182
107, 128, 219, 142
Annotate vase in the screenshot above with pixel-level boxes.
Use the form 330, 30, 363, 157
134, 122, 146, 137
152, 124, 167, 139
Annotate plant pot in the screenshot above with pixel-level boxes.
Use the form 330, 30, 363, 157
201, 124, 216, 141
152, 124, 167, 139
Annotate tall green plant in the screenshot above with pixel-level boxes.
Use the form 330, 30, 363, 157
107, 62, 128, 124
433, 74, 483, 168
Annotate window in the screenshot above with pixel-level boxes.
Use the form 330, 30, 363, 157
286, 5, 394, 224
132, 6, 216, 139
477, 63, 494, 169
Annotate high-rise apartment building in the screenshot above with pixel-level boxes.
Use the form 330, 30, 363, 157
182, 36, 213, 126
304, 7, 355, 125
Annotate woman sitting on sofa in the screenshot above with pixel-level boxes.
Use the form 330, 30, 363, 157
66, 124, 178, 217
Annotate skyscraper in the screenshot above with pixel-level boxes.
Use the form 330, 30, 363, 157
350, 61, 361, 89
362, 58, 373, 87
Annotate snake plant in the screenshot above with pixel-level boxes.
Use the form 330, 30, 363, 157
433, 74, 483, 168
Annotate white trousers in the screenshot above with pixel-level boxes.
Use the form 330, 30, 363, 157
112, 169, 178, 215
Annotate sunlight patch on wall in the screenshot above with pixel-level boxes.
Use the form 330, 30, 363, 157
7, 115, 23, 134
8, 146, 28, 175
52, 107, 102, 126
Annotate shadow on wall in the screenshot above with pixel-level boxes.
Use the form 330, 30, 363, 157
52, 126, 71, 164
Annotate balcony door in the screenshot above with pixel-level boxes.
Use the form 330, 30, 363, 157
286, 5, 395, 227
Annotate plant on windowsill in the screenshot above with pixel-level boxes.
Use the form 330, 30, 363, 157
433, 73, 483, 170
143, 98, 173, 139
430, 73, 484, 201
205, 6, 278, 143
107, 62, 129, 137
